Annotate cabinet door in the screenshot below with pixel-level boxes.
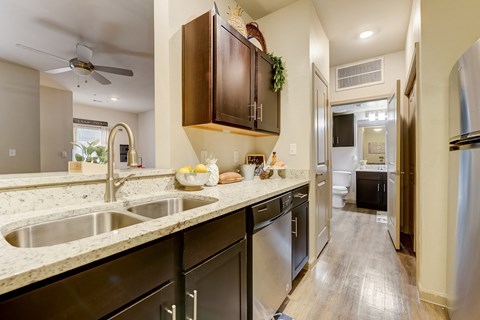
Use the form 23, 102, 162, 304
292, 202, 309, 280
214, 16, 254, 129
333, 114, 354, 147
255, 51, 280, 134
380, 177, 388, 211
110, 281, 176, 320
184, 240, 247, 320
356, 178, 382, 210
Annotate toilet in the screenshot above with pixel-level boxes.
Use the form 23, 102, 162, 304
332, 171, 352, 208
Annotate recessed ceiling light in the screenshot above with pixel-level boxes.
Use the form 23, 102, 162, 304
110, 97, 119, 101
359, 30, 374, 39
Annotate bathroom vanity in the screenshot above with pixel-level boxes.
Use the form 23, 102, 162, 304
356, 169, 387, 211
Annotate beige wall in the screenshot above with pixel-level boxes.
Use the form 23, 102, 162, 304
256, 0, 330, 263
0, 61, 40, 174
138, 109, 155, 169
256, 0, 321, 169
330, 50, 406, 104
40, 86, 73, 172
155, 0, 257, 172
73, 104, 139, 170
413, 0, 480, 304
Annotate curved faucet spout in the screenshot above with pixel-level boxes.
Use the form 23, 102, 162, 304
105, 122, 139, 202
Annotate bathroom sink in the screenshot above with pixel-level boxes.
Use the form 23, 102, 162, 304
127, 197, 217, 219
4, 211, 145, 248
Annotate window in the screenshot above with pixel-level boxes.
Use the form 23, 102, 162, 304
72, 124, 109, 161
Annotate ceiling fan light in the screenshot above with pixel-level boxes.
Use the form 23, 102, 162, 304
72, 67, 92, 76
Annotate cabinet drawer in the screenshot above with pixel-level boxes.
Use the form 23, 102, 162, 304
356, 171, 383, 180
292, 185, 309, 208
184, 209, 246, 270
0, 237, 176, 319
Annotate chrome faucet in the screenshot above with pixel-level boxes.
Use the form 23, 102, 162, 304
104, 122, 139, 202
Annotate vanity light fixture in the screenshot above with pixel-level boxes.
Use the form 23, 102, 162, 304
368, 112, 376, 121
374, 128, 383, 132
377, 111, 386, 120
359, 30, 374, 39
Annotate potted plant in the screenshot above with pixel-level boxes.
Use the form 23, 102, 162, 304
68, 140, 109, 174
268, 53, 286, 92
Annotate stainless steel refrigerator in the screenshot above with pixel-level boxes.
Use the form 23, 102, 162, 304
448, 38, 480, 319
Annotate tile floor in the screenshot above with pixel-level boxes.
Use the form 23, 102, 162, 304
282, 204, 449, 320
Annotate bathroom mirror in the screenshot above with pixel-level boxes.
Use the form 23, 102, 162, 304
0, 0, 154, 175
361, 126, 386, 164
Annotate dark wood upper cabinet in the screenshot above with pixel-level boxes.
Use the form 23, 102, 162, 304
214, 16, 255, 129
332, 114, 354, 147
183, 11, 280, 136
255, 51, 280, 134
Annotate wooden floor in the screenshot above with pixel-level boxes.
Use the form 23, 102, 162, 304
282, 204, 449, 320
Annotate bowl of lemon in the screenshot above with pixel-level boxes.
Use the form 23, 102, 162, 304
176, 164, 211, 190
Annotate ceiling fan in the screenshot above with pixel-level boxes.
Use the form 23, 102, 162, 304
16, 43, 134, 85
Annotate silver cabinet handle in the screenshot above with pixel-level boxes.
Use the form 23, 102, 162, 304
292, 217, 298, 237
257, 103, 263, 122
383, 184, 386, 192
317, 181, 326, 187
165, 305, 176, 320
186, 290, 197, 320
337, 137, 339, 144
294, 193, 308, 199
248, 101, 257, 119
377, 183, 380, 192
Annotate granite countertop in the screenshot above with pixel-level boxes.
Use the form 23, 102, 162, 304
0, 178, 309, 295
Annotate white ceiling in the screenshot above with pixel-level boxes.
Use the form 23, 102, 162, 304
0, 0, 154, 113
236, 0, 413, 66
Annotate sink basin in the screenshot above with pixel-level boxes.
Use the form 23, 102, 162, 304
127, 197, 217, 219
4, 211, 144, 248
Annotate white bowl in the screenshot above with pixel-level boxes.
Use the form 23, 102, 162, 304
176, 172, 210, 190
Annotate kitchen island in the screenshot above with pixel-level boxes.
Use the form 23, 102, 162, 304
0, 176, 309, 296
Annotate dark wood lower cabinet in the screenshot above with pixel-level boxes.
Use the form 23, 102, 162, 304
110, 281, 176, 320
184, 240, 247, 320
292, 201, 308, 280
0, 237, 177, 320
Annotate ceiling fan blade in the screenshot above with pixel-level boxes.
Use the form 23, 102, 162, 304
76, 44, 93, 62
94, 65, 134, 77
91, 71, 111, 85
16, 44, 69, 63
45, 67, 72, 74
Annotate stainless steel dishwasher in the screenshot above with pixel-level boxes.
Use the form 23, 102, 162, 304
248, 192, 293, 320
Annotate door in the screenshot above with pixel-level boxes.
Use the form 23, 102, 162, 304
255, 51, 280, 134
184, 239, 247, 320
214, 16, 254, 129
387, 79, 402, 250
407, 81, 417, 249
313, 65, 329, 257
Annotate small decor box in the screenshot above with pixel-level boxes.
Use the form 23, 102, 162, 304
68, 161, 107, 174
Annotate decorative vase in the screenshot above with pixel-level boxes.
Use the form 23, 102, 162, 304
227, 5, 248, 37
205, 156, 219, 186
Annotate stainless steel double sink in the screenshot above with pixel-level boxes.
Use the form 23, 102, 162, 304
4, 197, 217, 248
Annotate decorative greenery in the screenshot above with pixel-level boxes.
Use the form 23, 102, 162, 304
268, 53, 286, 92
71, 139, 108, 164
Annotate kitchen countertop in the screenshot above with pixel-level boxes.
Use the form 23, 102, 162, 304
0, 178, 309, 295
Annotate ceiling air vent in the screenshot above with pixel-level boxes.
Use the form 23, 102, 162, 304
336, 57, 384, 91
